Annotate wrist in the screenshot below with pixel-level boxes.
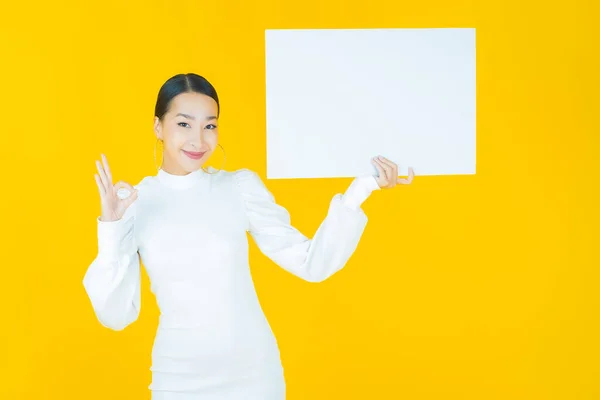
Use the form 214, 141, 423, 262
99, 213, 121, 223
342, 175, 380, 210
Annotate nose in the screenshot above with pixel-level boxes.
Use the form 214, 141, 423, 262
189, 127, 209, 149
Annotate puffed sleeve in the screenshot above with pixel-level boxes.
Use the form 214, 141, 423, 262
234, 169, 380, 282
82, 190, 141, 331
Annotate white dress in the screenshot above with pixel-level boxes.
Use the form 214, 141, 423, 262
83, 166, 380, 399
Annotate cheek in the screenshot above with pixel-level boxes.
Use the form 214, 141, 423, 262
165, 133, 186, 151
207, 130, 219, 145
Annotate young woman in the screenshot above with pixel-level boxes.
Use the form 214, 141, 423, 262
83, 73, 414, 400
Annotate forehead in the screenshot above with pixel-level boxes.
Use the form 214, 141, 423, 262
169, 92, 218, 118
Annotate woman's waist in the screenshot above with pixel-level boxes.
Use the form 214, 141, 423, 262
155, 285, 262, 317
152, 316, 280, 365
158, 300, 276, 332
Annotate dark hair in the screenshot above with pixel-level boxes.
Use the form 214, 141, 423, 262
154, 73, 220, 121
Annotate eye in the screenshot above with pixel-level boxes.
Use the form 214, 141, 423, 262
178, 122, 190, 128
206, 124, 217, 130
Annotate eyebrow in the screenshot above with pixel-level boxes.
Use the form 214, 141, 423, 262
175, 113, 217, 121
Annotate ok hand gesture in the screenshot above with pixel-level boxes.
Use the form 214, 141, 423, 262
94, 154, 138, 222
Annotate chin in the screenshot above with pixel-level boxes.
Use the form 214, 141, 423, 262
183, 160, 202, 171
182, 158, 206, 171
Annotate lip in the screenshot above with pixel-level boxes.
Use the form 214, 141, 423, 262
182, 150, 206, 160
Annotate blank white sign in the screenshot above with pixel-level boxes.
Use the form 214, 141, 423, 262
265, 28, 476, 179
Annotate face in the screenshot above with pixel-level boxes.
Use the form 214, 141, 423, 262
153, 92, 219, 175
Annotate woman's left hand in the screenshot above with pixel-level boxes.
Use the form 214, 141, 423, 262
371, 155, 415, 189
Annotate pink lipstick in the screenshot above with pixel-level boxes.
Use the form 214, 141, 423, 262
182, 150, 206, 160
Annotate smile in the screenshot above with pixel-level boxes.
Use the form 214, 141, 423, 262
182, 150, 206, 160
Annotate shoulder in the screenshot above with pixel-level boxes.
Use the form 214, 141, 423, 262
231, 168, 259, 181
229, 168, 272, 198
124, 175, 154, 201
133, 175, 154, 191
231, 168, 262, 186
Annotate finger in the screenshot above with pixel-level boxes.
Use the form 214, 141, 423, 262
101, 154, 113, 186
114, 181, 137, 201
374, 158, 389, 176
375, 158, 392, 185
378, 156, 396, 171
407, 167, 415, 182
379, 157, 399, 183
96, 160, 110, 192
122, 188, 139, 208
397, 167, 415, 185
94, 174, 106, 196
371, 159, 386, 184
372, 158, 388, 181
113, 181, 135, 192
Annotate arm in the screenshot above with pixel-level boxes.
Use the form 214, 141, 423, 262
82, 201, 141, 331
235, 169, 380, 283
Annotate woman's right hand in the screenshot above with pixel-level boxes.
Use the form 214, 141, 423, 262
94, 153, 138, 222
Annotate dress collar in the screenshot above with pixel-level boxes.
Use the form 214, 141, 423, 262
156, 166, 217, 190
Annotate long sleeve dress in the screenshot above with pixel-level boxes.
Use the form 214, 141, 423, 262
82, 166, 380, 400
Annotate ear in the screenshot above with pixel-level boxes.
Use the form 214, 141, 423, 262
153, 117, 163, 140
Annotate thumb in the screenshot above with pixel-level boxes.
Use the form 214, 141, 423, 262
121, 188, 138, 208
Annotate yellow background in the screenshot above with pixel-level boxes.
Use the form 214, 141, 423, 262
1, 0, 598, 398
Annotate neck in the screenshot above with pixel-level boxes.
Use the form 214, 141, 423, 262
161, 158, 191, 176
